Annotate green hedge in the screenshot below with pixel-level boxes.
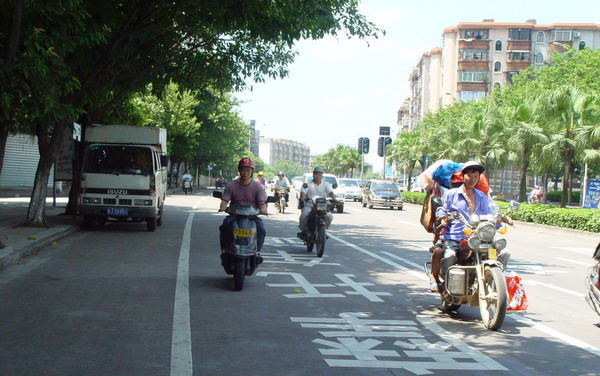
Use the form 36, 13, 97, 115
402, 192, 600, 232
546, 190, 581, 203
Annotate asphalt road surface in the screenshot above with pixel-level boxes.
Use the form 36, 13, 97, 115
1, 189, 598, 376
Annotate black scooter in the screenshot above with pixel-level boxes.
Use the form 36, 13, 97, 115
214, 190, 276, 291
298, 183, 337, 257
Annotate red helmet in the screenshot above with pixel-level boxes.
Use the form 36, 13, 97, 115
450, 171, 463, 184
238, 157, 254, 170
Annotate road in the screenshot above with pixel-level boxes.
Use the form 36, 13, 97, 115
0, 189, 598, 376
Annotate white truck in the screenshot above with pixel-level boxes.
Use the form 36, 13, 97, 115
79, 125, 168, 231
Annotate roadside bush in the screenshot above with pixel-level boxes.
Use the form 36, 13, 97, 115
546, 190, 580, 203
401, 192, 426, 205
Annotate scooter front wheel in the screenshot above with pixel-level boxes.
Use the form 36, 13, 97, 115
233, 258, 246, 291
316, 225, 326, 257
479, 266, 508, 330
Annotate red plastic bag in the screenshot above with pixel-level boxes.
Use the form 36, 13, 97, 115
505, 273, 528, 311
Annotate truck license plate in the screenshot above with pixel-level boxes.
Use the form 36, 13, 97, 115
107, 208, 128, 216
233, 228, 252, 237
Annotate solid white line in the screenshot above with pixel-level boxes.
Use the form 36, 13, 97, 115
508, 314, 600, 357
521, 279, 586, 297
170, 213, 194, 376
556, 256, 593, 267
397, 220, 422, 228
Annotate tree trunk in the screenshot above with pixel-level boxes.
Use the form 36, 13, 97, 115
518, 149, 529, 202
542, 173, 548, 203
0, 127, 9, 176
568, 164, 575, 206
561, 152, 573, 208
25, 122, 69, 226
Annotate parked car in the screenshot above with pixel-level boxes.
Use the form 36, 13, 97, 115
362, 179, 403, 210
338, 178, 362, 202
302, 172, 345, 213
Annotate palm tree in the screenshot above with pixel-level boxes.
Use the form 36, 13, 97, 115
387, 130, 424, 190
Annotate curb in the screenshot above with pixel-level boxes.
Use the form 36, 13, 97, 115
0, 225, 80, 270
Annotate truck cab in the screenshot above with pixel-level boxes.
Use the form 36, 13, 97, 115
79, 125, 167, 231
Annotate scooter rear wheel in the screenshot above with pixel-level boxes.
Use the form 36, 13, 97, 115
233, 258, 245, 291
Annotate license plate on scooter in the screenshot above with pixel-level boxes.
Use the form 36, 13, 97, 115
233, 228, 252, 237
488, 248, 497, 259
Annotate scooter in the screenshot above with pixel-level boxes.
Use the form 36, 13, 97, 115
213, 190, 276, 291
183, 179, 191, 194
425, 200, 519, 331
274, 188, 289, 214
585, 242, 600, 316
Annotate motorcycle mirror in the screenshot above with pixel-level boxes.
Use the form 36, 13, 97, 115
509, 200, 520, 212
332, 184, 338, 189
302, 183, 308, 188
212, 190, 223, 199
266, 196, 278, 203
593, 242, 600, 261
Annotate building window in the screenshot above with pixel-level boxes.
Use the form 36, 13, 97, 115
459, 49, 489, 60
458, 91, 486, 102
507, 71, 518, 83
536, 32, 545, 42
494, 61, 502, 72
508, 51, 530, 61
579, 41, 586, 50
534, 52, 544, 64
494, 82, 501, 91
458, 70, 488, 82
554, 29, 572, 41
464, 30, 487, 39
509, 28, 531, 41
495, 40, 502, 51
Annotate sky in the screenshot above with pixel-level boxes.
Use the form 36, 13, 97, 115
235, 0, 600, 172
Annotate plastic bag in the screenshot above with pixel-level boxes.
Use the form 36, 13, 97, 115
432, 162, 463, 189
505, 272, 528, 311
417, 159, 452, 191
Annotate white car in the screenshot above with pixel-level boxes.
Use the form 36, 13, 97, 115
301, 172, 345, 213
338, 178, 362, 202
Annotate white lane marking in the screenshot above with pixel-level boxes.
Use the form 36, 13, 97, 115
521, 279, 586, 297
192, 197, 208, 210
556, 257, 594, 267
342, 205, 360, 212
170, 213, 194, 376
397, 220, 423, 228
328, 234, 428, 282
550, 246, 592, 255
508, 314, 600, 357
382, 252, 424, 270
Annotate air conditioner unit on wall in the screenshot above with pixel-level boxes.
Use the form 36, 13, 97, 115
574, 32, 581, 37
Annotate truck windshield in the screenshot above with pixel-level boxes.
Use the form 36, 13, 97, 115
84, 145, 153, 175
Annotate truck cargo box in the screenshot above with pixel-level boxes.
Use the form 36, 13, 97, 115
85, 124, 167, 154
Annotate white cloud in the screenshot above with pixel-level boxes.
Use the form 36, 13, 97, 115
322, 93, 360, 108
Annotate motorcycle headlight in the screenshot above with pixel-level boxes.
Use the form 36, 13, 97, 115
316, 203, 328, 211
468, 236, 481, 249
477, 222, 496, 241
493, 238, 507, 251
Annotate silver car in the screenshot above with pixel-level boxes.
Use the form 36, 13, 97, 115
338, 178, 362, 202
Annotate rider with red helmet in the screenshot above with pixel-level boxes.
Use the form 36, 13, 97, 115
219, 158, 268, 253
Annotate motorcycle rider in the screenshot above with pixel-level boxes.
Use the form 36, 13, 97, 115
274, 171, 291, 206
219, 158, 268, 254
256, 171, 267, 187
297, 166, 337, 239
182, 170, 193, 192
433, 161, 511, 293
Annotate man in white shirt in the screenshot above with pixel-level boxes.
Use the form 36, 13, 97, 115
274, 171, 291, 206
298, 167, 337, 236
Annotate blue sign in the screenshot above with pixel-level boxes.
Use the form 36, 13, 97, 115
583, 179, 600, 209
385, 164, 393, 179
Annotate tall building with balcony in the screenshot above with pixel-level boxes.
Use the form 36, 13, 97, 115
258, 137, 311, 172
399, 20, 600, 126
248, 120, 260, 157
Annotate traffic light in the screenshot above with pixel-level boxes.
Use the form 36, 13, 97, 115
362, 138, 370, 154
385, 137, 392, 146
377, 137, 384, 157
358, 137, 364, 155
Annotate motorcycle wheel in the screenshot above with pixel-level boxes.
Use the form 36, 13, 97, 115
316, 225, 326, 257
281, 199, 285, 214
306, 239, 314, 252
233, 258, 245, 291
479, 266, 508, 330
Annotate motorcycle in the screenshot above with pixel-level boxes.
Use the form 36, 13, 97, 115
183, 179, 191, 194
213, 190, 276, 291
274, 188, 289, 213
585, 242, 600, 316
425, 200, 520, 331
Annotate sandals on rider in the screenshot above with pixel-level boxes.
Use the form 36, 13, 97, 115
429, 280, 439, 293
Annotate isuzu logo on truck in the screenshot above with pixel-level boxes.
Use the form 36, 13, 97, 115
108, 189, 128, 195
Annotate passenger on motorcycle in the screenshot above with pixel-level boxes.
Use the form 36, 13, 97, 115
432, 161, 511, 293
256, 171, 267, 187
274, 171, 291, 206
298, 166, 337, 238
219, 158, 268, 252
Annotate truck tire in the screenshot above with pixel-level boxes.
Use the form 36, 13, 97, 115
157, 205, 163, 226
147, 217, 157, 232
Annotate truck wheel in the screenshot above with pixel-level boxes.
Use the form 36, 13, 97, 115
157, 205, 163, 226
147, 217, 157, 232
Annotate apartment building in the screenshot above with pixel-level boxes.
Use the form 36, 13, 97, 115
248, 120, 260, 157
258, 137, 311, 172
399, 20, 600, 130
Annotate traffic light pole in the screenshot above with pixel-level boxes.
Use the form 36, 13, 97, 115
382, 144, 386, 179
360, 153, 364, 180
